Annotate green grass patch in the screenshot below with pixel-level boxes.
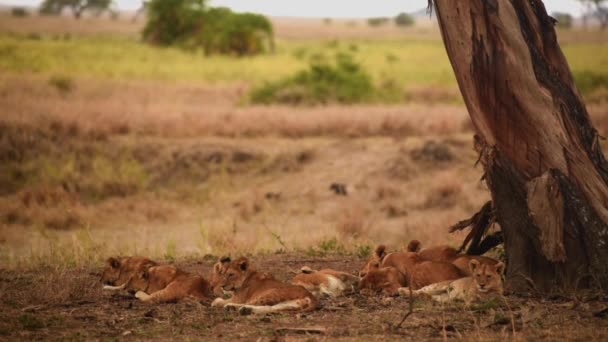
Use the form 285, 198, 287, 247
0, 33, 606, 98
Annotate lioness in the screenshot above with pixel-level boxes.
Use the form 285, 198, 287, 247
291, 266, 358, 298
360, 244, 463, 290
399, 259, 505, 305
358, 266, 406, 296
211, 257, 317, 315
407, 240, 499, 276
125, 264, 213, 303
100, 256, 157, 291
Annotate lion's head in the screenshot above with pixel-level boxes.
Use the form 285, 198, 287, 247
469, 259, 504, 294
100, 257, 122, 286
100, 256, 156, 287
209, 256, 232, 295
215, 256, 254, 292
359, 245, 387, 278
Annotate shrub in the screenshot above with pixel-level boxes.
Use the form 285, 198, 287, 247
143, 0, 207, 46
197, 8, 274, 56
250, 53, 374, 105
395, 12, 415, 27
552, 12, 573, 29
367, 17, 390, 27
143, 0, 273, 56
573, 71, 608, 95
11, 7, 28, 17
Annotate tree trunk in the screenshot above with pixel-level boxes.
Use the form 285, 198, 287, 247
431, 0, 608, 294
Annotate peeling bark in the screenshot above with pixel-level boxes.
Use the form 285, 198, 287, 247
432, 0, 608, 293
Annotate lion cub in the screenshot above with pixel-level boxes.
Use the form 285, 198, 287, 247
126, 264, 213, 303
291, 266, 358, 298
399, 259, 505, 305
211, 257, 317, 315
360, 245, 464, 290
101, 256, 157, 291
407, 240, 500, 276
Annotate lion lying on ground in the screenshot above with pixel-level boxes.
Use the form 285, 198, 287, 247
291, 266, 358, 298
360, 245, 464, 290
125, 264, 213, 303
211, 257, 317, 315
100, 256, 157, 291
358, 266, 406, 296
407, 240, 500, 276
399, 259, 505, 305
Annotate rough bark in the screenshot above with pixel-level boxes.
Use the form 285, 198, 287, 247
431, 0, 608, 293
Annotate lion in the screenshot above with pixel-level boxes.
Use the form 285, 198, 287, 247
125, 264, 213, 303
407, 240, 459, 262
291, 266, 358, 298
100, 256, 157, 291
399, 259, 505, 305
360, 244, 464, 290
211, 257, 317, 315
209, 256, 232, 296
358, 266, 406, 296
407, 240, 500, 276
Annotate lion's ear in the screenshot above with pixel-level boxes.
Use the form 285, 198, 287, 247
494, 262, 505, 275
300, 266, 314, 274
469, 259, 480, 273
407, 240, 421, 253
106, 257, 120, 269
238, 258, 249, 271
375, 245, 387, 259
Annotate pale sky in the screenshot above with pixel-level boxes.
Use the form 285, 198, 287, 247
2, 0, 587, 18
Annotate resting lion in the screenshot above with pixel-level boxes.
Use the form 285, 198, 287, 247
211, 257, 317, 315
100, 256, 157, 291
358, 266, 406, 296
125, 264, 213, 303
291, 266, 358, 298
360, 244, 463, 290
399, 259, 505, 305
407, 240, 500, 276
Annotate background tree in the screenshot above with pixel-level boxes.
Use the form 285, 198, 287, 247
143, 0, 273, 56
142, 0, 206, 46
431, 0, 608, 294
394, 12, 415, 27
552, 12, 573, 29
39, 0, 113, 19
579, 0, 608, 29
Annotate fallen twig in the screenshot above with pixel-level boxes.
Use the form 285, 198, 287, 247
394, 279, 415, 329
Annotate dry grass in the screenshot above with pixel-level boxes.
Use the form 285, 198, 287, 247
0, 73, 471, 139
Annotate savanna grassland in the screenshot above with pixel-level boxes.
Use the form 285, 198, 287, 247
1, 11, 608, 340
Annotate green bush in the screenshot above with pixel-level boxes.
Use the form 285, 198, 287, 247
573, 71, 608, 95
197, 8, 274, 56
367, 17, 390, 27
143, 0, 273, 56
11, 7, 28, 17
250, 53, 374, 105
143, 0, 207, 46
395, 12, 415, 27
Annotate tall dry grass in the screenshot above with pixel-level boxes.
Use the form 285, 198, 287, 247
0, 73, 471, 139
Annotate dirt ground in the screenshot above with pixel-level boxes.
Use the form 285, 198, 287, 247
1, 254, 607, 341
